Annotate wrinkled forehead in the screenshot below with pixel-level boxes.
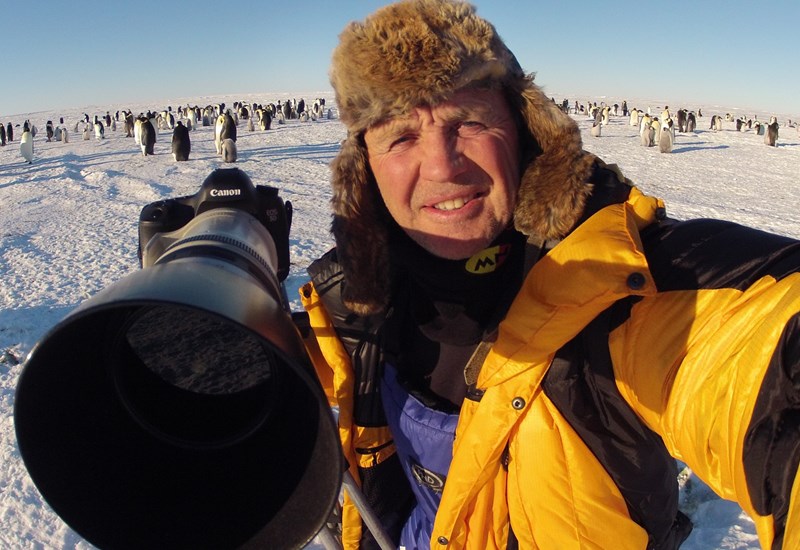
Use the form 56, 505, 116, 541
365, 85, 513, 133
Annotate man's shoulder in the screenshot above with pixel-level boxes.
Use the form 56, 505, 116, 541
308, 247, 342, 285
306, 247, 388, 358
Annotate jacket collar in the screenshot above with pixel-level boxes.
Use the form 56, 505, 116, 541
477, 193, 662, 388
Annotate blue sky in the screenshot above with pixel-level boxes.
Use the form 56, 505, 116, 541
2, 0, 798, 118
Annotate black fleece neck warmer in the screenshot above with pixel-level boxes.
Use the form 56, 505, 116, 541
385, 222, 526, 408
388, 221, 526, 338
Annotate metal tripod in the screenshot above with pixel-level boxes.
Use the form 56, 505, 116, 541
315, 470, 396, 550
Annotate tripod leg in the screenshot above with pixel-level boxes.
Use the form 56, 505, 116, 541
316, 523, 343, 550
341, 471, 396, 550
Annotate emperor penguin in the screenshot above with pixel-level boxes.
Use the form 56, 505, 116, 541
124, 112, 134, 138
650, 118, 661, 140
639, 114, 652, 138
20, 124, 34, 164
640, 122, 652, 147
765, 121, 779, 146
677, 109, 687, 133
171, 121, 191, 161
186, 107, 197, 130
658, 125, 673, 153
94, 116, 105, 140
7, 122, 14, 142
134, 117, 143, 145
214, 114, 225, 154
0, 124, 6, 146
216, 112, 237, 155
258, 108, 272, 131
221, 138, 237, 163
141, 118, 156, 156
147, 112, 158, 141
221, 112, 237, 142
686, 112, 697, 133
590, 120, 601, 137
46, 121, 54, 142
61, 127, 69, 143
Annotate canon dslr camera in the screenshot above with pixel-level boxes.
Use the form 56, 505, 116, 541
138, 167, 292, 302
15, 167, 344, 550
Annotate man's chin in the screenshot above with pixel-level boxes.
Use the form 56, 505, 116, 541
409, 232, 491, 261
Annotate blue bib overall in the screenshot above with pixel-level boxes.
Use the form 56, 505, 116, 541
381, 364, 459, 549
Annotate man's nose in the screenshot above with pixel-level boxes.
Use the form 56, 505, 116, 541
419, 130, 465, 182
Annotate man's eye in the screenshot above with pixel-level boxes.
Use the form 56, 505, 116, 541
390, 135, 414, 148
458, 121, 485, 135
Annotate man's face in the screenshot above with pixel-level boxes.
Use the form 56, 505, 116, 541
364, 88, 520, 260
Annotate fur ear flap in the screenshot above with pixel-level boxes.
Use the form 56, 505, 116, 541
513, 85, 595, 240
330, 134, 391, 315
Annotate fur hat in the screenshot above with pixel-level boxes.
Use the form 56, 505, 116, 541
330, 0, 595, 315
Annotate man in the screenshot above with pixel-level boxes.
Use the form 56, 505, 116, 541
299, 1, 800, 548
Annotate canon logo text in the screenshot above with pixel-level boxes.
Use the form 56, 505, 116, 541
210, 189, 241, 197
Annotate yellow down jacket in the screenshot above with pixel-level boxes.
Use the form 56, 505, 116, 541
300, 180, 800, 549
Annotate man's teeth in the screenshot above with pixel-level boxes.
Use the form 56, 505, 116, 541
434, 197, 468, 211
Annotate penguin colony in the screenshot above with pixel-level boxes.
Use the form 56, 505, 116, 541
2, 97, 328, 165
559, 98, 792, 152
4, 95, 793, 165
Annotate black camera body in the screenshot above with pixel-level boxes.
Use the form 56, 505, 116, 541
138, 167, 292, 282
